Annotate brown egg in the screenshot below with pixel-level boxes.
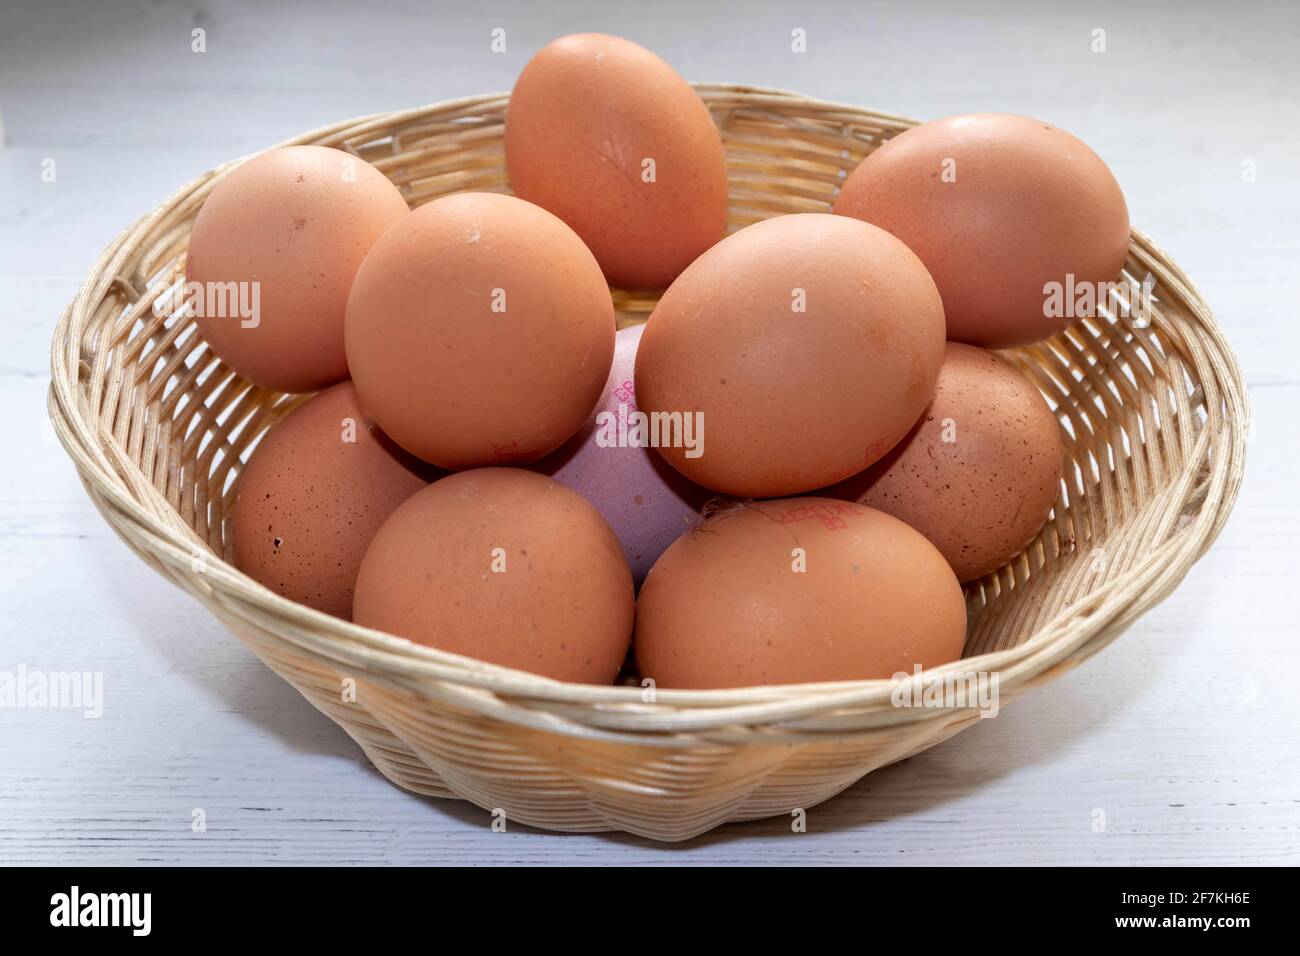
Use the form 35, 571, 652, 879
635, 213, 946, 498
186, 146, 409, 393
635, 498, 967, 688
353, 469, 634, 684
824, 343, 1063, 581
231, 382, 435, 619
344, 193, 615, 469
505, 33, 728, 291
833, 113, 1130, 348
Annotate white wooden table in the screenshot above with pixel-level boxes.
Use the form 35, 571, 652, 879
1, 0, 1296, 865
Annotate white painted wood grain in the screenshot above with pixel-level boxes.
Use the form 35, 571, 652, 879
1, 0, 1297, 865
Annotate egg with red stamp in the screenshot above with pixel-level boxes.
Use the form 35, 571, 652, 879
532, 323, 716, 584
634, 497, 967, 688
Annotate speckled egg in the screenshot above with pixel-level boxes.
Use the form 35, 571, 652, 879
824, 343, 1063, 581
231, 381, 435, 619
353, 469, 634, 684
634, 498, 967, 688
532, 324, 715, 584
186, 146, 409, 393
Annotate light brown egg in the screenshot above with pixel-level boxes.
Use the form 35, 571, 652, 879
833, 113, 1130, 348
825, 343, 1063, 581
344, 192, 615, 469
634, 498, 967, 689
634, 213, 946, 498
353, 469, 634, 684
231, 382, 435, 619
186, 146, 409, 393
505, 33, 728, 291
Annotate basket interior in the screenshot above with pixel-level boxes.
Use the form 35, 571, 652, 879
75, 88, 1227, 670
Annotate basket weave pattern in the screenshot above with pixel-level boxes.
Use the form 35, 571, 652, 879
48, 87, 1247, 841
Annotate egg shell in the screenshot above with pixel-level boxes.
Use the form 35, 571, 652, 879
824, 342, 1063, 581
634, 498, 967, 688
833, 113, 1130, 348
532, 324, 715, 584
186, 146, 409, 393
344, 192, 615, 469
505, 33, 728, 291
353, 469, 634, 684
634, 213, 946, 498
231, 381, 435, 619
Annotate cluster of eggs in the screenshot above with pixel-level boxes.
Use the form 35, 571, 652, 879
189, 33, 1129, 689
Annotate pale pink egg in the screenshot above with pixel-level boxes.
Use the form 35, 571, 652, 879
532, 324, 715, 584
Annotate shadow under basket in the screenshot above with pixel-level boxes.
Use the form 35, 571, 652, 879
48, 86, 1248, 842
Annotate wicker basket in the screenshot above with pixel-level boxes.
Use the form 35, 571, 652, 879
48, 86, 1247, 842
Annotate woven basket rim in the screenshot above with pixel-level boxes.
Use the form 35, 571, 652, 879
47, 84, 1249, 735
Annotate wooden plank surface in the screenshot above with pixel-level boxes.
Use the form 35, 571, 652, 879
1, 0, 1296, 865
